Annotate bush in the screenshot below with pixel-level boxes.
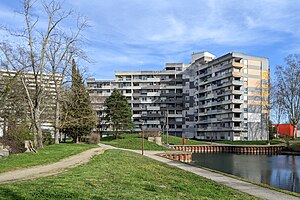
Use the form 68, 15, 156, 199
2, 119, 33, 154
42, 131, 54, 145
89, 133, 100, 144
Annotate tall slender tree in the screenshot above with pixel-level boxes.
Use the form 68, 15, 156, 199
104, 89, 133, 138
61, 60, 96, 143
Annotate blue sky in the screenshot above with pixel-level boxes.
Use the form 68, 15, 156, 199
1, 0, 300, 79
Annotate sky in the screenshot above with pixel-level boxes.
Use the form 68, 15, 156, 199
0, 0, 300, 79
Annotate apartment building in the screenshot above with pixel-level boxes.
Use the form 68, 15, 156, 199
87, 51, 269, 141
192, 52, 269, 141
0, 70, 62, 137
87, 63, 189, 136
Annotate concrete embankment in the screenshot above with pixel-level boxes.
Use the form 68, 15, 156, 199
170, 145, 284, 154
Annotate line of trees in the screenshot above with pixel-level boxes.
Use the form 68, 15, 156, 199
0, 0, 94, 150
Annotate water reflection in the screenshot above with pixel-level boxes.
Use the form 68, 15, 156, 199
192, 153, 300, 193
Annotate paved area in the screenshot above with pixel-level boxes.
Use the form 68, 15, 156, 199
101, 144, 300, 200
0, 146, 104, 184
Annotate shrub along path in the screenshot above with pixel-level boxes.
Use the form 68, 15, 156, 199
0, 146, 104, 184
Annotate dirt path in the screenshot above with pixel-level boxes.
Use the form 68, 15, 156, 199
0, 146, 104, 184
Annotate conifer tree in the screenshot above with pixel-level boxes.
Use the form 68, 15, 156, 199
104, 89, 133, 138
61, 60, 96, 142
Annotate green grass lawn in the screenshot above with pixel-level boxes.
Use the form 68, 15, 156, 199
0, 143, 98, 173
0, 150, 258, 200
213, 140, 284, 145
162, 135, 210, 145
101, 134, 169, 150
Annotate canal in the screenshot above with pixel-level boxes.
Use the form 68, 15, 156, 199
192, 153, 300, 193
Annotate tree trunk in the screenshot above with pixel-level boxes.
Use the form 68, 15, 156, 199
54, 99, 60, 144
32, 125, 38, 148
34, 109, 44, 148
293, 124, 297, 139
3, 117, 7, 138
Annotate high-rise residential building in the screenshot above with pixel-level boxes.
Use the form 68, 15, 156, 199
0, 70, 62, 137
87, 51, 269, 141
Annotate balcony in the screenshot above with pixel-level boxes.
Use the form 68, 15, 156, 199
160, 92, 183, 97
146, 120, 160, 125
232, 72, 243, 77
198, 126, 243, 131
130, 100, 140, 103
142, 85, 160, 90
164, 99, 183, 103
219, 117, 243, 122
146, 106, 160, 111
211, 62, 232, 73
169, 128, 182, 132
123, 93, 132, 97
168, 114, 182, 118
208, 72, 232, 82
232, 99, 244, 104
232, 80, 243, 85
161, 106, 182, 111
141, 100, 153, 103
133, 93, 145, 96
146, 113, 161, 117
232, 62, 244, 68
133, 107, 143, 111
232, 108, 242, 112
133, 114, 141, 118
232, 90, 243, 95
131, 86, 142, 89
147, 92, 160, 96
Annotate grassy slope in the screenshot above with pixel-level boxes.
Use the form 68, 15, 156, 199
101, 134, 169, 150
162, 135, 210, 145
0, 150, 258, 200
213, 140, 284, 145
0, 143, 97, 173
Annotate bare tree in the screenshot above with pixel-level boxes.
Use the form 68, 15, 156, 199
275, 54, 300, 139
270, 83, 286, 136
46, 19, 89, 144
0, 0, 88, 147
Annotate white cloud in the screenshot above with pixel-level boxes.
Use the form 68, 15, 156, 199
1, 0, 300, 78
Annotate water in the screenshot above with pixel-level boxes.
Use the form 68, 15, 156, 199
192, 153, 300, 193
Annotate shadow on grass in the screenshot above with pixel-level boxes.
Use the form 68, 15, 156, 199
0, 188, 25, 200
